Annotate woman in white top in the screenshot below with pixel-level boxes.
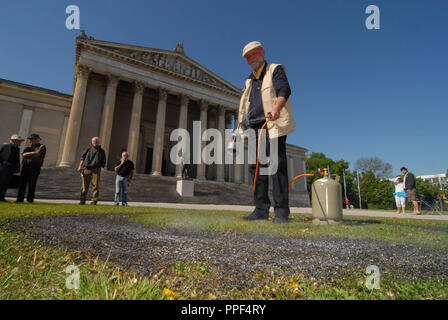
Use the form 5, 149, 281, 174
393, 176, 407, 214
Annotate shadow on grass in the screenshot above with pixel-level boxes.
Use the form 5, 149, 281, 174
343, 220, 382, 226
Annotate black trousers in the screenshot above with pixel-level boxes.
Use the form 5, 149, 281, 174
0, 164, 13, 201
248, 124, 289, 218
17, 164, 41, 202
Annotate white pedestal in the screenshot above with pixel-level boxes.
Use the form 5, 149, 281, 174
176, 180, 194, 197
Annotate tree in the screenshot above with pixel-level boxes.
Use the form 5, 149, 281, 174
354, 171, 396, 210
305, 152, 351, 202
306, 153, 349, 186
355, 157, 393, 178
416, 178, 442, 203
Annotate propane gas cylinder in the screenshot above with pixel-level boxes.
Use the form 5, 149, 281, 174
311, 168, 343, 225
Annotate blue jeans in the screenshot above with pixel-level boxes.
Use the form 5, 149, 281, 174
114, 175, 129, 204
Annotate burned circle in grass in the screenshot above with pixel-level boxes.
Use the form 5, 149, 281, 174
5, 214, 448, 288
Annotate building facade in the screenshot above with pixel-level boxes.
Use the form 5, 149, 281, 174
0, 79, 72, 167
0, 31, 310, 204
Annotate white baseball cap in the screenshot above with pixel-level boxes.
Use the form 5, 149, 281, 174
242, 41, 262, 57
10, 134, 24, 141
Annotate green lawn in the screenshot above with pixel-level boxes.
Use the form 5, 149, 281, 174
0, 201, 447, 300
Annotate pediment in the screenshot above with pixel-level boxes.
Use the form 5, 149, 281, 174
78, 38, 242, 96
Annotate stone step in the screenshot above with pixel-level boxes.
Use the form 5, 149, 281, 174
6, 167, 310, 206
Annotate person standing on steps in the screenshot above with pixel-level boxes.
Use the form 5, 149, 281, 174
114, 151, 134, 206
16, 133, 46, 203
77, 137, 106, 205
0, 134, 24, 202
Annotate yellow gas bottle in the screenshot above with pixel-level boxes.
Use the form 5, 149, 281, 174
311, 168, 343, 225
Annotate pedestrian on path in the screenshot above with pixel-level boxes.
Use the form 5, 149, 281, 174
401, 167, 421, 215
77, 137, 106, 205
114, 151, 134, 206
393, 176, 407, 214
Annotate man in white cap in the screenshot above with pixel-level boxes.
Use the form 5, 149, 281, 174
238, 41, 296, 223
0, 134, 24, 202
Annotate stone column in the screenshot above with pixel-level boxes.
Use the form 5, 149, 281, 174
18, 107, 33, 139
99, 74, 119, 164
56, 114, 70, 165
233, 110, 244, 183
137, 125, 146, 174
206, 107, 217, 180
225, 111, 233, 182
216, 105, 226, 182
196, 100, 208, 180
234, 162, 243, 183
225, 111, 233, 130
151, 88, 168, 176
244, 146, 249, 184
59, 65, 90, 167
176, 94, 190, 178
127, 81, 145, 167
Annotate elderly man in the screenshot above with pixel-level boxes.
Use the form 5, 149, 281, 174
0, 134, 24, 202
113, 151, 134, 206
16, 133, 47, 203
77, 137, 106, 205
238, 41, 296, 223
401, 167, 421, 214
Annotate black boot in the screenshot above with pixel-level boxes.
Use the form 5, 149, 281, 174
242, 209, 269, 221
272, 216, 289, 224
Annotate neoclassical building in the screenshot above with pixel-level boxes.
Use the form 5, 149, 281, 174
0, 31, 310, 203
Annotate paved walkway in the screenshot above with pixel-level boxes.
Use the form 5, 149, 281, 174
6, 197, 448, 221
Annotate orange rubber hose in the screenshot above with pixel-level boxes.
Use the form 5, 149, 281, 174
253, 118, 315, 192
253, 119, 269, 192
288, 174, 314, 190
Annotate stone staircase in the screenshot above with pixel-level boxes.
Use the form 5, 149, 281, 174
6, 167, 310, 206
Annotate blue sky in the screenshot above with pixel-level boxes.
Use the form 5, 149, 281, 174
1, 0, 446, 176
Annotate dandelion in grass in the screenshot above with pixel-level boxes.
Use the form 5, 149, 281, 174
163, 288, 179, 300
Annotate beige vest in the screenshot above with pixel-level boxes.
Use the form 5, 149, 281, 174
238, 63, 296, 139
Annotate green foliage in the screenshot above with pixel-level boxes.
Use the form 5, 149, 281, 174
416, 178, 442, 203
305, 152, 349, 195
358, 171, 395, 210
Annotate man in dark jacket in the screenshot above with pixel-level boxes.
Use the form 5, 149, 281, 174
401, 167, 421, 214
77, 137, 106, 205
16, 133, 46, 203
0, 134, 24, 202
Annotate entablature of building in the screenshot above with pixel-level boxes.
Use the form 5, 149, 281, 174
73, 33, 241, 110
0, 79, 72, 111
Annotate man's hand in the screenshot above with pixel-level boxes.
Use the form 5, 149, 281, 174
77, 160, 83, 173
268, 96, 286, 121
268, 108, 280, 121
